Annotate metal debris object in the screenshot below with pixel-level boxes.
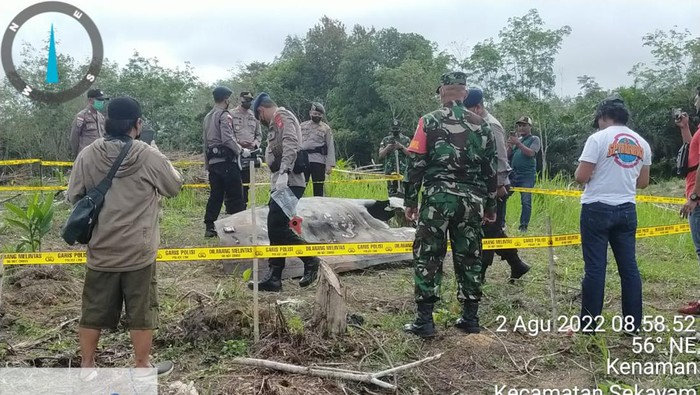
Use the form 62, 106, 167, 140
215, 197, 415, 279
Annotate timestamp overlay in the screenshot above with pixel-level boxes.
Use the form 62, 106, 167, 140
493, 314, 699, 395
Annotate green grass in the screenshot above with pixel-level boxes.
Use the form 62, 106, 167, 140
2, 172, 699, 392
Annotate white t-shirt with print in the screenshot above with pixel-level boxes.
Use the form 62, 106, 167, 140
579, 125, 652, 205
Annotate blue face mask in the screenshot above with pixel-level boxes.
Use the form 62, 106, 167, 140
93, 100, 105, 111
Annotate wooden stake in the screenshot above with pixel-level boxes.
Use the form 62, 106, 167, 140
546, 216, 557, 322
250, 162, 259, 344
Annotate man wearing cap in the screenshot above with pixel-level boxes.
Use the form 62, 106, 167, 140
378, 119, 411, 198
232, 91, 262, 207
69, 89, 108, 158
300, 102, 336, 197
508, 116, 541, 232
67, 96, 183, 376
574, 96, 651, 334
202, 86, 250, 238
464, 88, 530, 283
674, 86, 700, 315
248, 92, 320, 292
403, 72, 497, 337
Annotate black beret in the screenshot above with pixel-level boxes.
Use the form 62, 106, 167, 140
213, 86, 233, 101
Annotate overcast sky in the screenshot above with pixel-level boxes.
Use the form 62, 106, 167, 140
2, 0, 699, 98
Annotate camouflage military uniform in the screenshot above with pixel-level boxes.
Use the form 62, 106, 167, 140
379, 131, 411, 197
405, 86, 497, 306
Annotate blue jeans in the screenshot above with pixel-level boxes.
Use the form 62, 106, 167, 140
509, 173, 536, 229
580, 202, 642, 333
689, 206, 700, 261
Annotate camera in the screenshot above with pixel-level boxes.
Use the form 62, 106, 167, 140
672, 108, 683, 121
241, 148, 262, 168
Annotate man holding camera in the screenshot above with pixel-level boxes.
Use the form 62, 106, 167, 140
248, 92, 320, 292
677, 86, 700, 316
300, 102, 336, 197
68, 96, 183, 376
379, 119, 411, 198
233, 91, 262, 208
202, 86, 251, 238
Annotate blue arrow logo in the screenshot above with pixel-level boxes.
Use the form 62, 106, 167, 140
46, 23, 59, 84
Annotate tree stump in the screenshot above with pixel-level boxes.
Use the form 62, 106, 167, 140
311, 260, 347, 337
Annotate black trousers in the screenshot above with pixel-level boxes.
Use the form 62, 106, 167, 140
204, 162, 245, 226
241, 164, 251, 208
267, 186, 319, 270
481, 188, 520, 268
303, 162, 326, 197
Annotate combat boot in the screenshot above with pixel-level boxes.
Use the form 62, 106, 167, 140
204, 223, 217, 238
455, 301, 480, 333
248, 266, 283, 292
507, 257, 530, 283
403, 303, 435, 338
299, 258, 319, 288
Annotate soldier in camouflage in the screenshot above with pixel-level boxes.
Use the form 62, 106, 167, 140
403, 72, 497, 337
378, 119, 411, 198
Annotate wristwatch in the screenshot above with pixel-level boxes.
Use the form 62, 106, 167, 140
691, 193, 699, 202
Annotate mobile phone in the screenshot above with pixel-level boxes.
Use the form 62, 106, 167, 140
672, 108, 683, 120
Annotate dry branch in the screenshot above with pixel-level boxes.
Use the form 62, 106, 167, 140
231, 353, 443, 391
311, 261, 347, 337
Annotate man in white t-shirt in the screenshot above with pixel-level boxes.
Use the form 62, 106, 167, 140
574, 95, 651, 335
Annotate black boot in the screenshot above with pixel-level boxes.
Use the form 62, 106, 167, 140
204, 223, 217, 238
299, 259, 319, 288
248, 266, 283, 292
507, 257, 530, 283
403, 303, 435, 338
455, 301, 480, 333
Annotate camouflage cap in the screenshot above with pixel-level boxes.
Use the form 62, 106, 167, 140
436, 71, 468, 93
240, 91, 254, 100
310, 102, 325, 114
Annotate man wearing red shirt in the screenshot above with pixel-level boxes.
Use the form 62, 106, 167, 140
677, 86, 700, 315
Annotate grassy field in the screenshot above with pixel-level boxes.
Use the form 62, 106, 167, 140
0, 163, 699, 394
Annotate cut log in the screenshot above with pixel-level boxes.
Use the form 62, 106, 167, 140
311, 260, 347, 337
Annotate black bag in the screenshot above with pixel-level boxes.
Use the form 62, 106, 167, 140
293, 150, 309, 174
61, 139, 133, 245
676, 143, 698, 177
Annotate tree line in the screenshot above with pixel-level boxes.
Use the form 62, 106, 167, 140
1, 9, 698, 179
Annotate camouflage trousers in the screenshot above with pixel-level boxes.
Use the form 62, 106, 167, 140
413, 192, 484, 303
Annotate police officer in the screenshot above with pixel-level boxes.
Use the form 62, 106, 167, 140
202, 86, 250, 238
378, 119, 411, 198
300, 102, 336, 197
403, 72, 497, 337
233, 91, 262, 207
248, 92, 320, 292
70, 89, 108, 158
463, 87, 530, 283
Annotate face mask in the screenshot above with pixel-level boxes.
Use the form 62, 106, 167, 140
93, 100, 104, 111
260, 118, 270, 127
392, 129, 400, 136
311, 116, 322, 123
241, 102, 252, 110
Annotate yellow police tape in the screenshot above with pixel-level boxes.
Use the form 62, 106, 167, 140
510, 187, 687, 205
0, 223, 689, 265
0, 175, 406, 192
0, 159, 41, 166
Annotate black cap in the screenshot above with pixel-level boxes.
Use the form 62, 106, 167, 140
107, 96, 142, 121
464, 88, 484, 108
213, 86, 233, 102
87, 89, 108, 100
391, 119, 401, 130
